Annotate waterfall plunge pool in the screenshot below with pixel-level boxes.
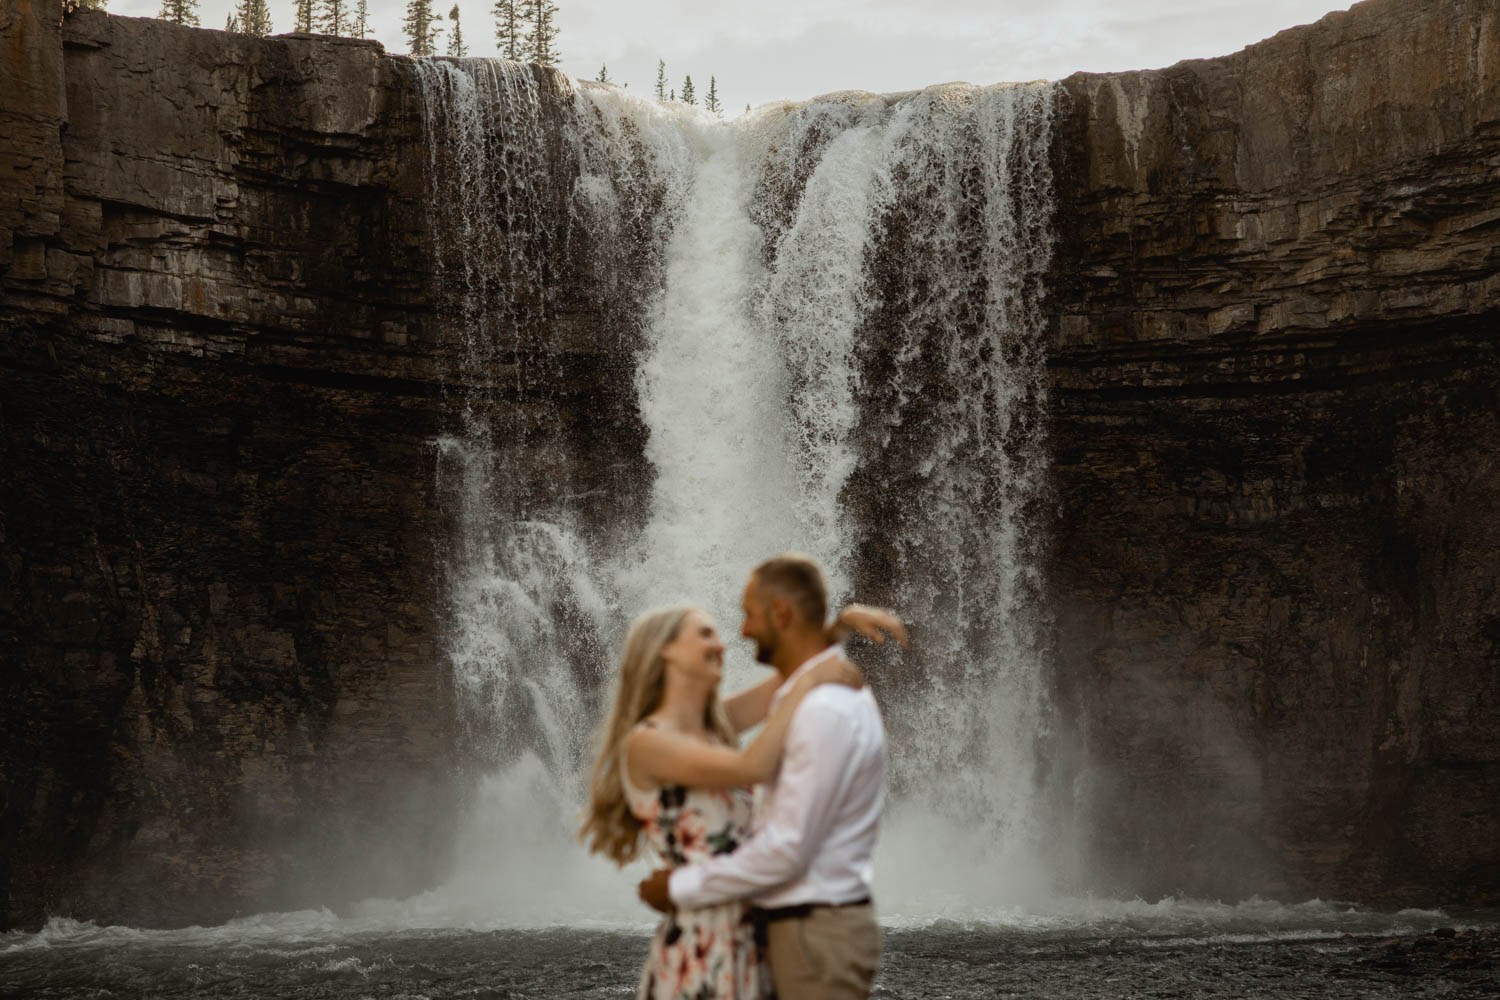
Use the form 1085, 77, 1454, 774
4, 901, 1497, 998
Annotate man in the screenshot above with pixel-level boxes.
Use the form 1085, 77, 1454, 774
638, 553, 891, 999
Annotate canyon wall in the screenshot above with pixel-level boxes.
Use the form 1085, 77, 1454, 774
1, 0, 1496, 928
1046, 0, 1500, 904
0, 4, 638, 929
0, 5, 457, 930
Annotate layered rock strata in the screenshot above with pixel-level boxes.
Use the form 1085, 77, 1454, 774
0, 7, 629, 929
1046, 0, 1500, 904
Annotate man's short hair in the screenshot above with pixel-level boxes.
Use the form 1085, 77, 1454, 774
752, 553, 828, 627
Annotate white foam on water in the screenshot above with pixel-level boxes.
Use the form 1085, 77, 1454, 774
875, 895, 1463, 937
351, 754, 653, 932
5, 897, 1481, 955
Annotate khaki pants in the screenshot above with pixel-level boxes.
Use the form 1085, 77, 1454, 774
764, 903, 880, 1000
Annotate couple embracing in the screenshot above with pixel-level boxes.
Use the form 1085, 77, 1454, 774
580, 553, 903, 999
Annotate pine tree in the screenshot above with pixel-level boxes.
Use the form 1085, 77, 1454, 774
492, 0, 523, 60
596, 63, 609, 84
669, 88, 675, 102
403, 0, 443, 54
521, 0, 558, 65
158, 0, 198, 25
447, 4, 467, 55
294, 0, 313, 32
680, 75, 695, 106
704, 75, 721, 117
654, 59, 667, 102
226, 11, 237, 29
230, 0, 271, 36
744, 103, 751, 115
317, 0, 347, 35
352, 0, 369, 37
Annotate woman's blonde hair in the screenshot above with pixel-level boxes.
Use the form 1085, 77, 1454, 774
579, 605, 737, 866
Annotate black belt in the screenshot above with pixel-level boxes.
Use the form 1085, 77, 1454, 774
753, 897, 871, 924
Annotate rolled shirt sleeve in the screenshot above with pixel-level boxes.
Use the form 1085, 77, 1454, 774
668, 696, 848, 909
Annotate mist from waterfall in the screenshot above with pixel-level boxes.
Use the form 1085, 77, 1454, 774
398, 60, 1058, 926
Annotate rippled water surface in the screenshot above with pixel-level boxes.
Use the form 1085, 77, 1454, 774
5, 900, 1497, 998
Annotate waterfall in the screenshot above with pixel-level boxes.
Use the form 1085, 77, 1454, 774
613, 123, 811, 643
406, 60, 1058, 925
404, 61, 696, 924
844, 84, 1057, 910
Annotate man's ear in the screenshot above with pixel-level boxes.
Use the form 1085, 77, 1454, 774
770, 594, 793, 629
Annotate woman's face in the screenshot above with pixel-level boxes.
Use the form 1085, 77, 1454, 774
660, 610, 726, 689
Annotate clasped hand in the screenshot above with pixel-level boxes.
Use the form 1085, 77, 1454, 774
638, 867, 673, 913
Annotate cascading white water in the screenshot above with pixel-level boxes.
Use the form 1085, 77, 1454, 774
745, 94, 894, 604
406, 59, 1058, 925
403, 62, 697, 924
846, 84, 1057, 912
613, 125, 811, 644
737, 84, 1058, 912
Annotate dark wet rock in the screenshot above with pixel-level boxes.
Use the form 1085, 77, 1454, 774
0, 7, 463, 931
1044, 0, 1500, 908
0, 6, 643, 931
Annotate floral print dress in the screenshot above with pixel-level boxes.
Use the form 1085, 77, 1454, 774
624, 725, 774, 1000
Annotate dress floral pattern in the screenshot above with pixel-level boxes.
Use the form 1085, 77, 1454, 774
625, 732, 773, 1000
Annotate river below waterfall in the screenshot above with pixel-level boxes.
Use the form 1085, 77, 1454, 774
4, 903, 1498, 998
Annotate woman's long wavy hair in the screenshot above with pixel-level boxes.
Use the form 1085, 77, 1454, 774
579, 605, 738, 866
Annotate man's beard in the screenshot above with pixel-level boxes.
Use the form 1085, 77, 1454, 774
753, 619, 780, 665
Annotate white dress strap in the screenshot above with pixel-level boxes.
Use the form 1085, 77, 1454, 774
620, 720, 660, 805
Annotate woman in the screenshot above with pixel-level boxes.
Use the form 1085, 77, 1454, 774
580, 603, 901, 999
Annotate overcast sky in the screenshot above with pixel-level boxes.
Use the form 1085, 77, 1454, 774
106, 0, 1361, 112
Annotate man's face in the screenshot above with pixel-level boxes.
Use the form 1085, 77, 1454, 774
741, 578, 780, 665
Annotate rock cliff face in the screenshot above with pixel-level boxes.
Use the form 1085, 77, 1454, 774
1, 0, 1496, 929
0, 7, 457, 930
1046, 0, 1500, 904
0, 6, 636, 929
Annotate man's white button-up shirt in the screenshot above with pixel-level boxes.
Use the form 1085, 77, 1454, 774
668, 644, 887, 909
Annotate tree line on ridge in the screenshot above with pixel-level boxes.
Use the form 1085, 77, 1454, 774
100, 0, 737, 116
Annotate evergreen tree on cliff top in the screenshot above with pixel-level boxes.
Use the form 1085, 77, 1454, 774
492, 0, 524, 60
158, 0, 198, 26
352, 0, 369, 37
447, 4, 468, 56
317, 0, 348, 35
229, 0, 271, 36
294, 0, 314, 32
654, 59, 667, 102
403, 0, 443, 54
521, 0, 559, 65
704, 75, 721, 117
680, 75, 695, 105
